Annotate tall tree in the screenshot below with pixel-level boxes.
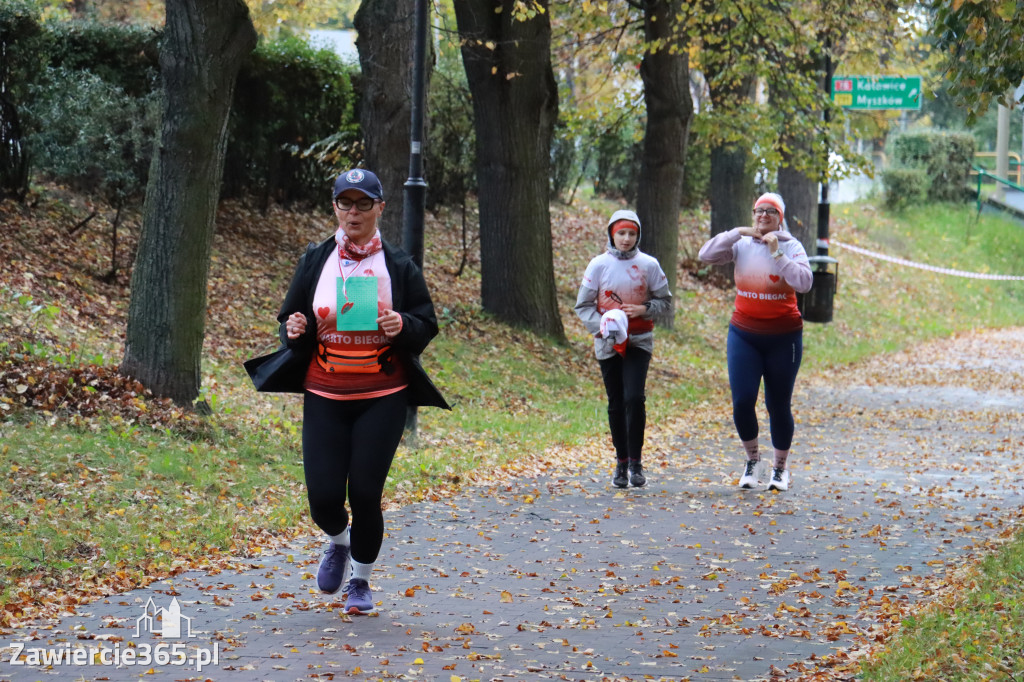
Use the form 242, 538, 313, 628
772, 19, 833, 252
696, 0, 758, 244
688, 0, 914, 253
698, 3, 757, 248
120, 0, 257, 406
706, 77, 756, 283
930, 0, 1024, 123
453, 0, 565, 341
635, 0, 693, 328
354, 0, 424, 244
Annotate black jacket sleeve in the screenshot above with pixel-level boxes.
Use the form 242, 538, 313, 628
276, 240, 329, 352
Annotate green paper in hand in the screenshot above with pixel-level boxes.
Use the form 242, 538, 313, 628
336, 276, 378, 331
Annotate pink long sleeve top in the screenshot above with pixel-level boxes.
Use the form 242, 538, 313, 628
698, 228, 812, 334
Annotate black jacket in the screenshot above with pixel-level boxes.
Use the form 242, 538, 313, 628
246, 236, 449, 409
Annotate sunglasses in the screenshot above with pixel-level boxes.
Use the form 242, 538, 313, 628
753, 207, 779, 216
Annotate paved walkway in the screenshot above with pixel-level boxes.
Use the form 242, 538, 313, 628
986, 187, 1024, 222
3, 329, 1023, 682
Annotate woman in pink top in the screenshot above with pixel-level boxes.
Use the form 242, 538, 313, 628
698, 193, 811, 492
272, 169, 449, 615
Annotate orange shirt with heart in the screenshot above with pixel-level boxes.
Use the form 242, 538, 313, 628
731, 241, 804, 334
303, 249, 408, 399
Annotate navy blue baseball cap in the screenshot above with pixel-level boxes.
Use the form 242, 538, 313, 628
333, 168, 384, 200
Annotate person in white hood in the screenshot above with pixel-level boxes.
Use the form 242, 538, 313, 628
575, 209, 672, 488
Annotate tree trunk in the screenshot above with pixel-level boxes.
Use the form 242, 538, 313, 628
706, 70, 755, 285
707, 86, 755, 238
777, 151, 818, 252
636, 0, 693, 329
453, 0, 565, 341
0, 94, 28, 202
710, 146, 755, 231
773, 51, 832, 254
121, 0, 256, 406
707, 145, 753, 283
354, 0, 424, 245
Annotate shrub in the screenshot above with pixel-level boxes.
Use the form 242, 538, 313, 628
0, 1, 48, 199
45, 20, 158, 97
889, 130, 976, 204
882, 167, 929, 211
0, 2, 49, 95
24, 66, 157, 205
225, 34, 359, 207
8, 19, 359, 207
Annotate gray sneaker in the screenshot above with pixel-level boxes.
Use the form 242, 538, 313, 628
316, 541, 349, 595
628, 461, 646, 487
344, 578, 376, 615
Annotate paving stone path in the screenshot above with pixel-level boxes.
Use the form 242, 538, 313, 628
2, 328, 1023, 682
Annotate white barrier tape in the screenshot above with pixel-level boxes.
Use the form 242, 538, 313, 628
832, 239, 1024, 281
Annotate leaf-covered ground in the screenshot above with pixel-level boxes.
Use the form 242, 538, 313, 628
1, 329, 1020, 681
1, 187, 1023, 680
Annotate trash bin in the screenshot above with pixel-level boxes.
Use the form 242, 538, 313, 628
797, 256, 838, 323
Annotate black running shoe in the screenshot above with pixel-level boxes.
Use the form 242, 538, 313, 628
628, 461, 646, 487
613, 462, 628, 488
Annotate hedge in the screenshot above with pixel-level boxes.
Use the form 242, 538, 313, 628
882, 167, 929, 211
888, 130, 976, 204
2, 9, 360, 206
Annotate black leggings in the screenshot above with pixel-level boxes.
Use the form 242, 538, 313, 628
302, 390, 407, 564
598, 348, 651, 462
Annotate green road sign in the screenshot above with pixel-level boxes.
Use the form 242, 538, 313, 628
832, 75, 922, 110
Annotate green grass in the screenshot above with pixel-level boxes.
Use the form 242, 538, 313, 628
795, 202, 1024, 368
860, 531, 1024, 681
2, 198, 1024, 651
0, 419, 308, 604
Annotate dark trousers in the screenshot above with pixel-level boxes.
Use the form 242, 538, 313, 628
302, 390, 407, 564
598, 348, 651, 462
726, 325, 802, 451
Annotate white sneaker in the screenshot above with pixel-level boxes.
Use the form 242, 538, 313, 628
738, 460, 759, 489
768, 467, 790, 491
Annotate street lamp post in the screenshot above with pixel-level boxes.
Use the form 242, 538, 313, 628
818, 42, 832, 257
403, 0, 428, 269
403, 0, 428, 437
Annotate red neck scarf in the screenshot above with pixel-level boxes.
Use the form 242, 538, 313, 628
336, 229, 383, 261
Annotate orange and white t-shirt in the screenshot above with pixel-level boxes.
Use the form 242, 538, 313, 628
580, 251, 669, 335
303, 248, 408, 399
698, 228, 812, 334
